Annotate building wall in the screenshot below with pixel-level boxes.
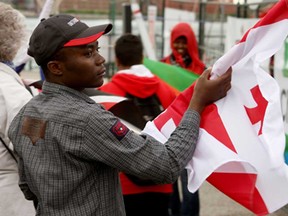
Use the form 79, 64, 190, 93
60, 0, 124, 12
13, 0, 267, 18
58, 0, 236, 16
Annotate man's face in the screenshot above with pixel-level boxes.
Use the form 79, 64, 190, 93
172, 36, 188, 56
53, 41, 106, 90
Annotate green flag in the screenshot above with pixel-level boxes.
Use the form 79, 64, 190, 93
143, 58, 199, 92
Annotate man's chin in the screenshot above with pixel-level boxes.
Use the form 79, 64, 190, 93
94, 80, 105, 88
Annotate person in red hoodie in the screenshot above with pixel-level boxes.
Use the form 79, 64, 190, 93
162, 22, 204, 216
99, 33, 177, 216
161, 22, 205, 76
100, 35, 176, 111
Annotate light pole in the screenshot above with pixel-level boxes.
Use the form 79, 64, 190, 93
198, 0, 206, 60
161, 0, 166, 58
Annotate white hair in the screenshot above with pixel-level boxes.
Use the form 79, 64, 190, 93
0, 3, 27, 62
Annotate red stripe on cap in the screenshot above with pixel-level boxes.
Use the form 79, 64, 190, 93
63, 31, 104, 47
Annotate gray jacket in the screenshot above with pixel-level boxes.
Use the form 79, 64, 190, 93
8, 81, 200, 216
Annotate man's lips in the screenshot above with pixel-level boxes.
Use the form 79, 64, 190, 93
98, 68, 106, 76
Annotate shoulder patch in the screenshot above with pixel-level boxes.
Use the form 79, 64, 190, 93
110, 119, 129, 141
21, 117, 47, 145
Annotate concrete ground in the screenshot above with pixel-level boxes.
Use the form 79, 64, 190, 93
199, 181, 288, 216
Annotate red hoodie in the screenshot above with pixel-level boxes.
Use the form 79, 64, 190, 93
100, 65, 176, 109
161, 22, 205, 75
99, 65, 176, 195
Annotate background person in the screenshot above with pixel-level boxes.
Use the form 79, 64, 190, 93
161, 22, 205, 76
100, 33, 177, 117
0, 2, 36, 216
162, 22, 206, 216
100, 33, 178, 216
8, 14, 232, 215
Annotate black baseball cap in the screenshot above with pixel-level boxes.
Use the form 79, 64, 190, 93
28, 14, 113, 66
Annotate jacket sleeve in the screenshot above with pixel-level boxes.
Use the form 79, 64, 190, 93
17, 152, 38, 204
82, 107, 200, 184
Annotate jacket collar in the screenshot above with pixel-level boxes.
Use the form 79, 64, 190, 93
42, 81, 96, 104
0, 62, 25, 87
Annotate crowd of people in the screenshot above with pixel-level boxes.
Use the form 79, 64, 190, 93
0, 2, 233, 216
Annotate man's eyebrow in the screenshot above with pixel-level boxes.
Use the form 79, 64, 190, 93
86, 41, 98, 48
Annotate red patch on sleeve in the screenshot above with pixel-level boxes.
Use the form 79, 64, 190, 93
110, 120, 129, 141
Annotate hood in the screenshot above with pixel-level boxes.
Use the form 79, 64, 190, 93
111, 65, 160, 98
170, 22, 205, 74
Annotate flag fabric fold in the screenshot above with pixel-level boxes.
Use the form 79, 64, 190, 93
142, 0, 288, 214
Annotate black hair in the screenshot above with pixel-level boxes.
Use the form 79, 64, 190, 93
115, 33, 143, 66
40, 61, 49, 76
40, 48, 66, 77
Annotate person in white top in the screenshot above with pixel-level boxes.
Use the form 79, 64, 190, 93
0, 3, 35, 216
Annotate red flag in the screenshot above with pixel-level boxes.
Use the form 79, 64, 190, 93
142, 0, 288, 214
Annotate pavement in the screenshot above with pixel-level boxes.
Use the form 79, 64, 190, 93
21, 69, 288, 216
199, 181, 288, 216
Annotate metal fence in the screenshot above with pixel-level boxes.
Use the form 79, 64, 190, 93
11, 0, 278, 76
195, 0, 278, 67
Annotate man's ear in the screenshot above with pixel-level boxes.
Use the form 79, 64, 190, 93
47, 61, 63, 76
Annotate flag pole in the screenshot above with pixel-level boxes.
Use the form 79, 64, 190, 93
17, 0, 55, 66
130, 0, 157, 60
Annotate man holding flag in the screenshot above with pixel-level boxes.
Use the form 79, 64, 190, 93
8, 14, 232, 215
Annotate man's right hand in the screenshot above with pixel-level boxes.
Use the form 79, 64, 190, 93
189, 67, 232, 114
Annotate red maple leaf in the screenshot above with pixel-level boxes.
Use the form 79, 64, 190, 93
244, 86, 268, 135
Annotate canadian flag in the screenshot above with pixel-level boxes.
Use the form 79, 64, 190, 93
142, 0, 288, 214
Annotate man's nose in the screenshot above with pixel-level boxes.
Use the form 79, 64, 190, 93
95, 53, 105, 65
178, 43, 186, 48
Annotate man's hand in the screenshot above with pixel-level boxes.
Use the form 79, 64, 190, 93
189, 67, 232, 114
